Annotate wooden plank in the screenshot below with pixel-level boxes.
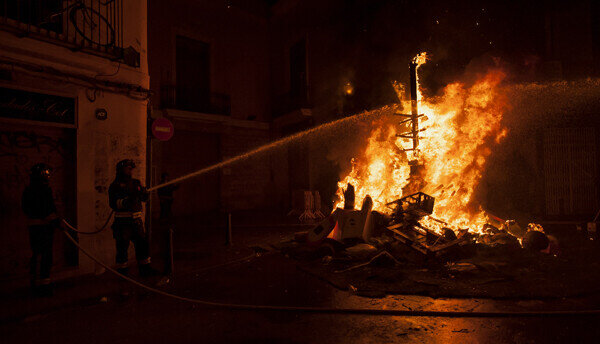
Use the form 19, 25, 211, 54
387, 226, 430, 254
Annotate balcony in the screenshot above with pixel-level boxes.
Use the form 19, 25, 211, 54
273, 91, 311, 119
160, 83, 231, 116
0, 0, 135, 65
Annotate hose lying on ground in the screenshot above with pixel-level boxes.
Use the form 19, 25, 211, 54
60, 220, 600, 318
62, 211, 114, 235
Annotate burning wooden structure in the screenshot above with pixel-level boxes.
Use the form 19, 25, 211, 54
385, 192, 471, 258
296, 53, 552, 264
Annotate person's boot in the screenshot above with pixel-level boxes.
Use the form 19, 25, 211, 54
38, 279, 53, 297
155, 276, 171, 286
116, 267, 129, 276
30, 278, 40, 297
138, 263, 160, 277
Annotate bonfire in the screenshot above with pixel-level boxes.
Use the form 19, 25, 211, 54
334, 52, 538, 238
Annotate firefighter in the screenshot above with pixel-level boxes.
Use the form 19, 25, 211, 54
22, 163, 60, 296
108, 159, 157, 277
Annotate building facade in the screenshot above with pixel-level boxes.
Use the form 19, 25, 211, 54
3, 0, 599, 285
0, 0, 149, 281
147, 0, 275, 227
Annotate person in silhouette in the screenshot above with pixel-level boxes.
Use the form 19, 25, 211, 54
108, 159, 158, 277
22, 163, 61, 296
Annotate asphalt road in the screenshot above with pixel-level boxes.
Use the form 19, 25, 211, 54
3, 251, 600, 343
3, 224, 600, 343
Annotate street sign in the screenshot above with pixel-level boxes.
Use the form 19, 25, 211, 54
152, 117, 174, 141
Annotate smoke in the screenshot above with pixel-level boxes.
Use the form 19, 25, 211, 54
475, 78, 600, 221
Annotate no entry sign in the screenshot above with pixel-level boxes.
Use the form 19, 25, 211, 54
152, 117, 174, 141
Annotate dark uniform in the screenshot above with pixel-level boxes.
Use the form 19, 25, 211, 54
21, 163, 60, 293
108, 159, 154, 276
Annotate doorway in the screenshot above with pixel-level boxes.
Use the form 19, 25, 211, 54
0, 122, 77, 280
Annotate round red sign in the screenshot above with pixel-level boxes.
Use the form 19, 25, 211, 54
151, 117, 174, 141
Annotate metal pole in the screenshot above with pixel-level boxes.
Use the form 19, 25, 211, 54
146, 105, 153, 245
401, 59, 425, 195
409, 61, 419, 152
225, 213, 232, 246
168, 225, 174, 278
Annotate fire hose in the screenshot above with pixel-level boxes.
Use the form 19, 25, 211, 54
62, 211, 114, 235
60, 219, 600, 318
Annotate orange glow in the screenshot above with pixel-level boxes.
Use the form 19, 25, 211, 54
344, 82, 354, 95
413, 52, 429, 106
413, 52, 429, 67
335, 53, 511, 235
527, 223, 545, 232
327, 221, 341, 241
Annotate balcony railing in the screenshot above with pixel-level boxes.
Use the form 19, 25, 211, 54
273, 91, 311, 118
0, 0, 126, 62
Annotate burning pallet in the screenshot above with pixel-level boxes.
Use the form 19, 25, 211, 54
386, 223, 471, 257
384, 192, 471, 258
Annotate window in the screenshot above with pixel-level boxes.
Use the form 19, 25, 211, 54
592, 1, 600, 61
176, 35, 211, 113
289, 38, 308, 104
1, 0, 63, 33
543, 127, 598, 216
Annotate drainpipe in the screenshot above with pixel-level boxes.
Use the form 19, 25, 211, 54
146, 103, 154, 245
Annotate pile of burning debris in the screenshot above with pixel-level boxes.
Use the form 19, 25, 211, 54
280, 54, 571, 296
270, 54, 600, 298
287, 54, 560, 269
275, 184, 592, 299
291, 184, 558, 270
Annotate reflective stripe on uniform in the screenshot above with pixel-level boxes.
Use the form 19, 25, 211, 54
116, 199, 126, 209
138, 257, 151, 265
114, 211, 143, 219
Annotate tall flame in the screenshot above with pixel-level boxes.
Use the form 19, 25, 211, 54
335, 53, 509, 234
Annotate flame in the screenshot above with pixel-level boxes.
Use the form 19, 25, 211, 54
527, 223, 545, 232
335, 53, 510, 235
336, 126, 411, 211
413, 52, 429, 67
413, 52, 429, 106
328, 221, 341, 240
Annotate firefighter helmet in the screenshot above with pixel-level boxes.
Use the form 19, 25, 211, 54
30, 163, 52, 178
116, 159, 136, 172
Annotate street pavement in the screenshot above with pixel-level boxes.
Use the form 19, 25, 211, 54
2, 222, 600, 343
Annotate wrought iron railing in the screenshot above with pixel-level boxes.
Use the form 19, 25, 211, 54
160, 83, 232, 116
0, 0, 125, 61
273, 91, 311, 118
